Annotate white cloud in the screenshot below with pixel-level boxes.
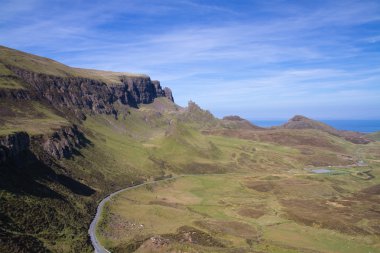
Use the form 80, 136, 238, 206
1, 0, 379, 119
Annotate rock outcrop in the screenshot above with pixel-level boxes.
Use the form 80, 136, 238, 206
163, 87, 174, 102
0, 125, 89, 164
0, 132, 30, 164
7, 66, 174, 118
181, 101, 217, 126
0, 88, 34, 100
110, 78, 173, 108
40, 125, 89, 160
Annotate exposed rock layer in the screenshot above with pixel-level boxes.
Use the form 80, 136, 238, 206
7, 66, 173, 118
0, 125, 88, 164
39, 125, 90, 160
0, 88, 34, 100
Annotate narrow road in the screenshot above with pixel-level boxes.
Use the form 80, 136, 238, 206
88, 176, 180, 253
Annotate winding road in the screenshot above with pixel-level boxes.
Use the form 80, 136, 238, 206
88, 176, 180, 253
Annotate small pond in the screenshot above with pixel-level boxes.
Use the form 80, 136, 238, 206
312, 169, 331, 174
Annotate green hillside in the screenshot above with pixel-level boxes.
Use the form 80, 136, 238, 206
0, 45, 147, 84
1, 46, 379, 253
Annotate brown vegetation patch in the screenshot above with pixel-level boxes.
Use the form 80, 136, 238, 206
149, 200, 184, 209
203, 128, 345, 152
246, 178, 337, 198
299, 148, 315, 155
280, 198, 380, 235
245, 181, 274, 192
110, 237, 148, 253
279, 178, 341, 198
163, 225, 224, 247
195, 220, 259, 240
262, 175, 282, 180
181, 162, 228, 174
136, 236, 170, 252
238, 208, 265, 219
300, 153, 353, 167
361, 184, 380, 195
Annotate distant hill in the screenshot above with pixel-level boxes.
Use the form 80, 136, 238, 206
280, 115, 372, 144
222, 115, 263, 130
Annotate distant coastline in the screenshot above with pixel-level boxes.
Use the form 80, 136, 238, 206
251, 119, 380, 133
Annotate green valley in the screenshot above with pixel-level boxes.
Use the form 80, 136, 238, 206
1, 46, 379, 253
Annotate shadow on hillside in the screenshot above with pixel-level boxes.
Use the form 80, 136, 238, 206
57, 174, 95, 196
0, 150, 95, 198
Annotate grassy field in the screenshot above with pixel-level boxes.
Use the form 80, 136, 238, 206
98, 160, 380, 253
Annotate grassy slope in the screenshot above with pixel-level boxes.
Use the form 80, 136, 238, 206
0, 62, 26, 89
0, 99, 69, 135
0, 45, 147, 84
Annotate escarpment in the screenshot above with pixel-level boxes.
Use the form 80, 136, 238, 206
6, 66, 174, 118
110, 77, 173, 108
0, 125, 89, 165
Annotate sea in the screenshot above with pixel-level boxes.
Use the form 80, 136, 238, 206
250, 120, 380, 133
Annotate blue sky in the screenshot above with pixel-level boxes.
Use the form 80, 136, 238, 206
1, 0, 380, 119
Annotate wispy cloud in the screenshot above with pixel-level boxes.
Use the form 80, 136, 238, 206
0, 0, 379, 119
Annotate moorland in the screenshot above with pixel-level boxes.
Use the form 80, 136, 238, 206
0, 45, 379, 253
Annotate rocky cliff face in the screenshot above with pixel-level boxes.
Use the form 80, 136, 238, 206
7, 66, 174, 119
110, 78, 173, 108
0, 125, 89, 165
0, 88, 34, 100
0, 132, 30, 164
39, 125, 90, 160
163, 87, 174, 102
